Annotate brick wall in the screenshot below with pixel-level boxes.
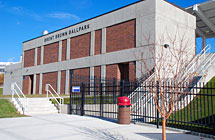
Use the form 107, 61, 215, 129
62, 40, 67, 61
36, 74, 40, 94
22, 75, 32, 94
95, 30, 102, 55
70, 33, 90, 59
129, 62, 136, 81
106, 62, 136, 81
106, 19, 136, 53
24, 49, 35, 68
37, 47, 41, 65
106, 64, 120, 80
94, 66, 101, 78
73, 68, 90, 76
69, 68, 90, 93
43, 42, 59, 64
60, 70, 66, 94
42, 72, 58, 94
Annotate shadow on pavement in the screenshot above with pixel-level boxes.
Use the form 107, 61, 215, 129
86, 115, 118, 124
136, 133, 207, 140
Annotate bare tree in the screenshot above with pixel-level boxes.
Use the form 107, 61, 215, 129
135, 25, 204, 140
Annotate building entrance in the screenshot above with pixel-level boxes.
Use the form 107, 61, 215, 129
29, 75, 34, 94
118, 63, 129, 81
23, 75, 34, 94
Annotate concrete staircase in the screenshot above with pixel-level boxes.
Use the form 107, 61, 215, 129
129, 44, 215, 122
12, 98, 58, 116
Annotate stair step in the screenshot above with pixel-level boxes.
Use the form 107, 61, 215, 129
27, 102, 53, 105
12, 97, 60, 115
26, 105, 57, 109
27, 104, 56, 107
25, 110, 58, 115
26, 106, 57, 109
25, 108, 58, 112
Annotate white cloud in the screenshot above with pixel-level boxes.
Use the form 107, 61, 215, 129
9, 6, 43, 21
5, 5, 79, 22
11, 6, 23, 13
28, 13, 43, 21
8, 57, 15, 62
47, 12, 80, 20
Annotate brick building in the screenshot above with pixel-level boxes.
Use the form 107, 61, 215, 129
3, 0, 196, 95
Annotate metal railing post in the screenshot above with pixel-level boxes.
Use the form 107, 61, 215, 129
100, 83, 103, 117
69, 70, 73, 114
113, 78, 116, 104
81, 82, 85, 116
11, 83, 14, 99
94, 76, 96, 104
157, 81, 160, 129
46, 84, 63, 113
46, 84, 48, 98
121, 80, 125, 97
11, 82, 27, 114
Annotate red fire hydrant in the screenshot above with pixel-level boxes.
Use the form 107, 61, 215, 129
117, 96, 131, 124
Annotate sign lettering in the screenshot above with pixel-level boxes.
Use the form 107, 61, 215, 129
44, 24, 90, 42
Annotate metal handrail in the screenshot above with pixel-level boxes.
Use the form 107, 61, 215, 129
46, 84, 64, 113
198, 53, 215, 75
128, 73, 155, 99
129, 74, 155, 112
130, 44, 214, 114
11, 82, 27, 114
179, 44, 211, 83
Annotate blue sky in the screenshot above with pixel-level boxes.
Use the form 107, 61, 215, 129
0, 0, 213, 62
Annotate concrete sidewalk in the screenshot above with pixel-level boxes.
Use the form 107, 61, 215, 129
0, 114, 212, 140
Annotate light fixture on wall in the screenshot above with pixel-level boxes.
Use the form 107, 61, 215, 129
164, 44, 169, 48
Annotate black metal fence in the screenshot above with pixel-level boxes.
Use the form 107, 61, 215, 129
69, 74, 137, 119
69, 74, 215, 135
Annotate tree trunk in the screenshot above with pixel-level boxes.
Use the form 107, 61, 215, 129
162, 118, 166, 140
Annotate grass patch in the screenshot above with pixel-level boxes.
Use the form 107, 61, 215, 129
0, 88, 3, 95
149, 77, 215, 134
0, 92, 69, 98
163, 77, 215, 134
51, 95, 119, 105
0, 88, 11, 98
0, 99, 26, 118
169, 77, 215, 122
68, 95, 118, 104
0, 88, 12, 98
25, 94, 69, 98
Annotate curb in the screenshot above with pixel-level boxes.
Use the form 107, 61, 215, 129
133, 122, 215, 139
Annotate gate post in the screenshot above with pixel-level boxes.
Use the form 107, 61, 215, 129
81, 82, 85, 116
113, 78, 116, 104
100, 83, 103, 117
94, 76, 96, 104
121, 80, 125, 97
69, 70, 73, 114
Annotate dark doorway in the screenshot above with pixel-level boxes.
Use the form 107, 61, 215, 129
118, 63, 129, 81
29, 75, 34, 95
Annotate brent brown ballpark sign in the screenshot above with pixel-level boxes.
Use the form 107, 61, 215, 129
44, 24, 90, 42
